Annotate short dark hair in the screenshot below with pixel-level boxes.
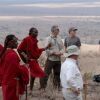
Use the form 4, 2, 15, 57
29, 27, 38, 35
4, 35, 15, 47
51, 25, 59, 32
0, 34, 16, 58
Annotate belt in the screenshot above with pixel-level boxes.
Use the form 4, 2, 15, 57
30, 58, 37, 61
67, 88, 72, 91
14, 78, 20, 81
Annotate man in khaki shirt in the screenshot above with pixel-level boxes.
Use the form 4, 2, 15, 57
40, 25, 64, 90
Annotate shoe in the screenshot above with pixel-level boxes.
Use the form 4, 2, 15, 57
58, 86, 62, 91
28, 90, 33, 96
38, 87, 46, 91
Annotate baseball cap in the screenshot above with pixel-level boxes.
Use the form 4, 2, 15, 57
69, 27, 78, 33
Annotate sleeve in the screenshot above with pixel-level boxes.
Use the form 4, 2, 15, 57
31, 43, 44, 59
64, 38, 67, 47
26, 38, 44, 59
46, 37, 54, 56
65, 65, 79, 89
18, 38, 27, 52
59, 38, 64, 54
76, 37, 81, 47
17, 39, 29, 63
19, 38, 44, 59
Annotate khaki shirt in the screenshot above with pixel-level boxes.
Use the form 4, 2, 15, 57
46, 35, 64, 61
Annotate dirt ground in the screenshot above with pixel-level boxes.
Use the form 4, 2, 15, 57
0, 78, 64, 100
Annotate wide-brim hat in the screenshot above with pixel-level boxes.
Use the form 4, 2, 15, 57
64, 45, 80, 57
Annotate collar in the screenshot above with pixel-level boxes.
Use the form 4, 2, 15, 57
69, 35, 76, 39
66, 58, 77, 63
50, 34, 58, 38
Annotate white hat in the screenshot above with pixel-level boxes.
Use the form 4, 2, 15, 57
65, 45, 80, 57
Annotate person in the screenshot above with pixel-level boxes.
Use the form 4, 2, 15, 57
0, 44, 3, 85
64, 27, 81, 52
18, 27, 47, 96
40, 25, 64, 90
99, 40, 100, 45
0, 44, 3, 53
99, 40, 100, 52
60, 45, 83, 100
0, 35, 29, 100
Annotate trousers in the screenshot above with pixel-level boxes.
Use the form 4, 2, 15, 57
62, 88, 83, 100
40, 59, 61, 89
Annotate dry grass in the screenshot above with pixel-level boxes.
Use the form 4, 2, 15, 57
0, 44, 100, 100
81, 72, 100, 100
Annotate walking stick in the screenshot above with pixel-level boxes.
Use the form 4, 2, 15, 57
16, 78, 20, 100
25, 85, 28, 100
84, 73, 88, 100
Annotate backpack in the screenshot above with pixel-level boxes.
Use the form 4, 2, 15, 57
93, 74, 100, 83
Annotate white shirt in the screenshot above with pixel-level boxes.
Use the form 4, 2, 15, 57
60, 58, 83, 90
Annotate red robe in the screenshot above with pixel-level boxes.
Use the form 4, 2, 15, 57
18, 35, 46, 77
0, 49, 29, 100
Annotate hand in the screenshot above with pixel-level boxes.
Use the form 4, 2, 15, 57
45, 43, 51, 50
53, 52, 63, 56
72, 88, 81, 96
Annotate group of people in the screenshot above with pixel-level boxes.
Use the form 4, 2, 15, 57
0, 25, 83, 100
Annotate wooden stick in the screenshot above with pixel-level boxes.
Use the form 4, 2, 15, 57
84, 73, 88, 100
25, 85, 28, 100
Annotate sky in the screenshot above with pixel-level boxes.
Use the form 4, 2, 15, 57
0, 0, 100, 45
0, 0, 100, 17
0, 0, 100, 4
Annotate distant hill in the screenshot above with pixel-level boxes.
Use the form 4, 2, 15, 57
0, 16, 100, 44
0, 0, 100, 44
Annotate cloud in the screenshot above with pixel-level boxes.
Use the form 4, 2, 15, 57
6, 2, 100, 8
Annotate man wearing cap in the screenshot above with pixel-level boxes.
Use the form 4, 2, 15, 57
40, 25, 64, 90
60, 45, 83, 100
64, 27, 81, 52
